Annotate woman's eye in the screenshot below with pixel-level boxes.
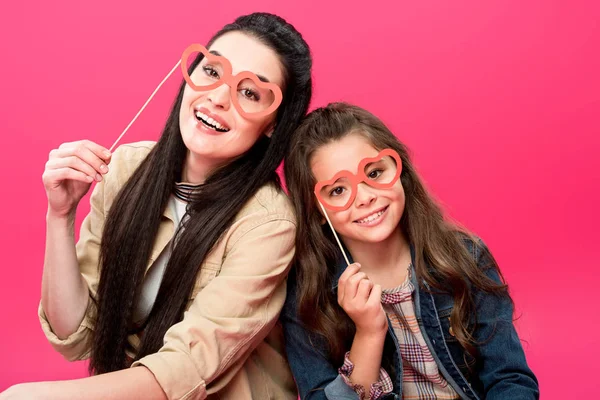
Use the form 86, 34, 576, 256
329, 187, 345, 197
240, 88, 260, 102
203, 66, 219, 79
368, 169, 383, 179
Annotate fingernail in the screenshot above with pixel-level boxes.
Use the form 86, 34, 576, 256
100, 164, 107, 172
103, 151, 111, 158
96, 174, 102, 181
355, 263, 361, 268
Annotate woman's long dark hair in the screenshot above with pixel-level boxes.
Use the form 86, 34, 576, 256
284, 102, 509, 367
89, 12, 312, 374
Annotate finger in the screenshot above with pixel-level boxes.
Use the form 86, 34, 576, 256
338, 263, 361, 283
43, 168, 94, 188
46, 156, 102, 182
355, 278, 374, 303
337, 263, 361, 303
52, 145, 109, 176
344, 272, 368, 301
59, 140, 111, 162
81, 140, 112, 163
366, 284, 383, 307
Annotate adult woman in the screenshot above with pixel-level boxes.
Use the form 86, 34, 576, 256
1, 12, 312, 400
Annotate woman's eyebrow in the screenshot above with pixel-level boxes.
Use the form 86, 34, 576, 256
208, 50, 270, 83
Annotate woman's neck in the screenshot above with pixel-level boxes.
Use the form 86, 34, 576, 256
343, 227, 412, 288
181, 151, 222, 184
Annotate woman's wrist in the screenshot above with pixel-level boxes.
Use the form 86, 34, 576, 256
46, 207, 75, 225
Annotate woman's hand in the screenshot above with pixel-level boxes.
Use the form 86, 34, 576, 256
42, 140, 111, 218
0, 382, 47, 400
0, 368, 167, 400
337, 263, 388, 336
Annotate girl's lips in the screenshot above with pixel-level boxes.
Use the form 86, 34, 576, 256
353, 205, 389, 226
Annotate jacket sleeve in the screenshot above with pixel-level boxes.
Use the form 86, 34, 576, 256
37, 163, 108, 361
37, 144, 152, 361
280, 281, 362, 400
131, 216, 296, 400
471, 239, 540, 399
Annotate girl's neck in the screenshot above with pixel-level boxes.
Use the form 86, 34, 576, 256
344, 227, 412, 288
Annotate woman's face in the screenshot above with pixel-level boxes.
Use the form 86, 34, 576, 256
179, 31, 285, 181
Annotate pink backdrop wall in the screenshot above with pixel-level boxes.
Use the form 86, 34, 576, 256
1, 0, 598, 398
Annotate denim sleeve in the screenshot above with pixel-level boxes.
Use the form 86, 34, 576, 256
280, 281, 360, 400
472, 240, 540, 399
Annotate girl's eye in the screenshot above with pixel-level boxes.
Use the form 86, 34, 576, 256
203, 66, 219, 79
240, 88, 260, 102
368, 169, 383, 179
329, 187, 345, 197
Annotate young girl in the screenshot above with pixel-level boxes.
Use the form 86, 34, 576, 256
1, 13, 312, 400
281, 103, 539, 400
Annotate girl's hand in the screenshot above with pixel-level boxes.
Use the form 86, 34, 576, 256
42, 140, 112, 218
337, 263, 388, 336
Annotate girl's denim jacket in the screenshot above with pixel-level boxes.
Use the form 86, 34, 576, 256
281, 239, 539, 399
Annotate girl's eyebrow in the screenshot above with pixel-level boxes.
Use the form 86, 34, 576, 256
209, 50, 270, 83
321, 176, 349, 189
364, 159, 385, 169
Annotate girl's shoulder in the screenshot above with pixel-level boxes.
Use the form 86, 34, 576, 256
455, 231, 489, 265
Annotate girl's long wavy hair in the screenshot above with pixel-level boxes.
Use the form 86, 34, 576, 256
89, 12, 312, 374
284, 102, 509, 367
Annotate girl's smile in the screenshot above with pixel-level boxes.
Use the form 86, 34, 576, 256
310, 133, 406, 246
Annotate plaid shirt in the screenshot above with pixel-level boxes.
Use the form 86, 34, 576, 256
339, 351, 394, 399
339, 268, 460, 400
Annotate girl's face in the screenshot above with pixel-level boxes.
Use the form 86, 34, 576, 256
310, 133, 406, 246
179, 31, 285, 179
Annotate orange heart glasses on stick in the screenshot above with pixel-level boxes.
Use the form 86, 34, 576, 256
109, 44, 283, 152
314, 149, 402, 266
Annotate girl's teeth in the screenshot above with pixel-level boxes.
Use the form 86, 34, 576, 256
358, 209, 385, 223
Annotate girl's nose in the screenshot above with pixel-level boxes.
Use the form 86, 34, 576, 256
354, 183, 377, 208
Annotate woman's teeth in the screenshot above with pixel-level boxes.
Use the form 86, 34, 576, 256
195, 110, 229, 132
356, 209, 386, 224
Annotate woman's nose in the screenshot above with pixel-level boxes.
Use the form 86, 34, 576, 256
207, 84, 232, 110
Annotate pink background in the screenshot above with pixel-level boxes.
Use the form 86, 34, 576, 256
1, 0, 598, 398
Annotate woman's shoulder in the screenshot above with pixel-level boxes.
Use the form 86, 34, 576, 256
101, 141, 156, 199
110, 141, 156, 168
237, 183, 296, 224
217, 183, 297, 260
105, 141, 155, 179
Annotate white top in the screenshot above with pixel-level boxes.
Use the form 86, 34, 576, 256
131, 195, 188, 325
